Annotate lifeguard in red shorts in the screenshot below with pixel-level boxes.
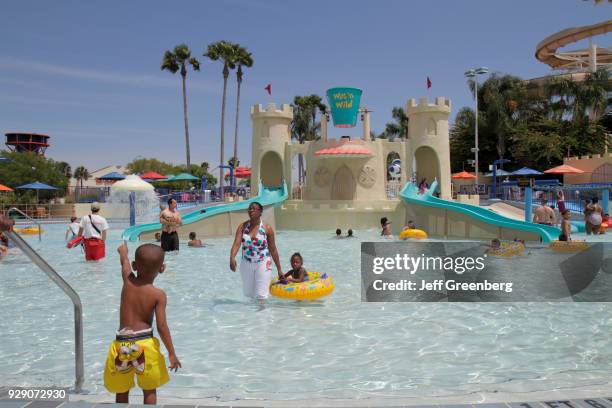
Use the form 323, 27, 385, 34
78, 202, 110, 261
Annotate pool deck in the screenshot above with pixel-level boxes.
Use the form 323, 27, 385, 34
2, 390, 612, 408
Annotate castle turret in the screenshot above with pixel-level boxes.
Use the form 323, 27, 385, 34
406, 97, 452, 200
250, 103, 293, 196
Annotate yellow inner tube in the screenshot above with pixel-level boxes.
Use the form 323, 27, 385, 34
488, 241, 525, 257
549, 240, 588, 253
15, 227, 42, 235
269, 271, 335, 301
399, 229, 428, 240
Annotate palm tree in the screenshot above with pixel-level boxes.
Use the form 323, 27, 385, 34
161, 44, 200, 168
232, 46, 253, 170
205, 40, 239, 198
291, 95, 326, 184
200, 161, 209, 173
382, 107, 409, 140
56, 161, 72, 179
467, 73, 525, 160
546, 68, 610, 122
73, 166, 90, 202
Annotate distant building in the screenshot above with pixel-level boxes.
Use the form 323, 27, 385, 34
69, 165, 127, 189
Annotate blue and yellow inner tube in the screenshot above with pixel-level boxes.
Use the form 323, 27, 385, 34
487, 241, 525, 257
269, 271, 335, 301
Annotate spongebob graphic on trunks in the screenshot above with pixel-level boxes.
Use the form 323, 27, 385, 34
104, 333, 169, 393
115, 341, 146, 374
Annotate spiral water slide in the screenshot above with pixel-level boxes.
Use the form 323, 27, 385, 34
535, 20, 612, 70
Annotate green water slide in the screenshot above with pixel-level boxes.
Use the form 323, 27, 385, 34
400, 181, 559, 243
122, 183, 288, 242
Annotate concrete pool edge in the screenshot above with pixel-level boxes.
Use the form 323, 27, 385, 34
55, 385, 612, 407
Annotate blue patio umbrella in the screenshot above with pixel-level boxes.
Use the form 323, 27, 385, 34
16, 181, 58, 202
511, 167, 543, 176
98, 171, 125, 180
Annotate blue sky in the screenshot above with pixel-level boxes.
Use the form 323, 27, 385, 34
0, 0, 609, 172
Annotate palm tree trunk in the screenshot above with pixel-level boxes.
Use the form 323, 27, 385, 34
233, 66, 243, 168
220, 64, 229, 199
181, 67, 191, 169
298, 154, 303, 185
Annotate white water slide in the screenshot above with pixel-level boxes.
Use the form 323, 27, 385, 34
535, 20, 612, 71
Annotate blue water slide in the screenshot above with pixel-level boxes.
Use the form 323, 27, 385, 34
400, 181, 560, 243
122, 183, 288, 242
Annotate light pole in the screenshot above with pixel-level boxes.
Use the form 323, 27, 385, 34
464, 67, 488, 191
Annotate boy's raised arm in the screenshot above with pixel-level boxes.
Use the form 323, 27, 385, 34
155, 290, 181, 371
117, 243, 132, 281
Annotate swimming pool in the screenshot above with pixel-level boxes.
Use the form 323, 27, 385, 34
2, 224, 612, 403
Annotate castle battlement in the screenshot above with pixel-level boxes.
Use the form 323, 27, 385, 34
250, 103, 293, 119
406, 97, 451, 114
566, 153, 612, 161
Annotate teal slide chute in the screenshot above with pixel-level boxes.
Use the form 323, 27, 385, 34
121, 183, 288, 242
400, 181, 559, 243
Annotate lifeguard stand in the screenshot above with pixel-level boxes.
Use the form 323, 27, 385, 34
5, 133, 50, 155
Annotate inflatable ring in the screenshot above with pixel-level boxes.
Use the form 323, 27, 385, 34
549, 240, 588, 253
487, 241, 525, 257
270, 271, 335, 301
15, 226, 42, 235
399, 229, 428, 240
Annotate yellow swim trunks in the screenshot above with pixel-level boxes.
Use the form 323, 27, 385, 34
103, 328, 169, 393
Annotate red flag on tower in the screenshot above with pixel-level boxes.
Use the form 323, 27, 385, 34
264, 83, 272, 95
426, 77, 432, 89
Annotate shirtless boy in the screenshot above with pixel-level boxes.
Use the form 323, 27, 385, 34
103, 243, 181, 404
559, 209, 572, 241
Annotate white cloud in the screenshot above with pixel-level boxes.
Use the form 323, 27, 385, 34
0, 56, 218, 93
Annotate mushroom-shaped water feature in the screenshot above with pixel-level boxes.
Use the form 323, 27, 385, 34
110, 175, 155, 226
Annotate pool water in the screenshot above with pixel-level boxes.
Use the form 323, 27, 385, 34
1, 224, 612, 403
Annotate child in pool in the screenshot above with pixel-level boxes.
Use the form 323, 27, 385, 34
283, 252, 307, 283
560, 209, 572, 241
187, 232, 204, 247
485, 238, 501, 254
380, 217, 392, 237
402, 220, 416, 232
103, 243, 181, 405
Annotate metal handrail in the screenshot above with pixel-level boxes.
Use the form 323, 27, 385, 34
8, 207, 43, 241
4, 230, 84, 393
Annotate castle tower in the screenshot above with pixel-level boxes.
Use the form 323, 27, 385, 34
250, 103, 293, 196
406, 97, 452, 200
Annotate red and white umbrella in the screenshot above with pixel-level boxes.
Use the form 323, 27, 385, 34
226, 167, 252, 179
544, 164, 584, 174
452, 171, 476, 180
139, 171, 167, 180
